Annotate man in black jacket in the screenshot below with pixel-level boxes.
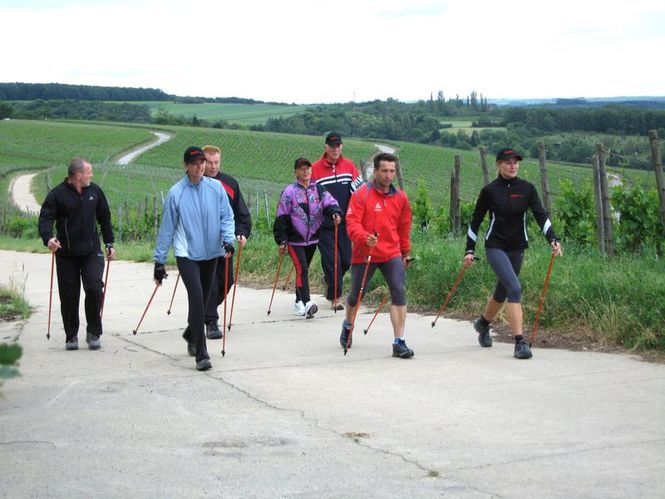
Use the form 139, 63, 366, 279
38, 158, 115, 351
200, 145, 251, 339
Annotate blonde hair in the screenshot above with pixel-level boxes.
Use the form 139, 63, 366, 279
202, 145, 221, 155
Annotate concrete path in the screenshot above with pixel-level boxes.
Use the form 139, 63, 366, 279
1, 250, 664, 498
116, 131, 172, 165
9, 173, 40, 214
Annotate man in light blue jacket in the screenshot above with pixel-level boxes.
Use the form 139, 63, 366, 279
154, 146, 235, 371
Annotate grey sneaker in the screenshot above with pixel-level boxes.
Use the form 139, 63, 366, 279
340, 320, 352, 349
196, 358, 212, 371
86, 333, 101, 350
206, 321, 223, 340
392, 339, 414, 358
514, 338, 533, 359
65, 338, 78, 351
330, 300, 344, 311
474, 318, 492, 348
305, 300, 318, 319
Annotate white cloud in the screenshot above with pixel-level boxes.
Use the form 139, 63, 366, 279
1, 0, 663, 103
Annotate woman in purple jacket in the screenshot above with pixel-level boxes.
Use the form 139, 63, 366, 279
274, 157, 342, 318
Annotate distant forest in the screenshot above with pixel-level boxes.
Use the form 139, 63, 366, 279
2, 83, 664, 169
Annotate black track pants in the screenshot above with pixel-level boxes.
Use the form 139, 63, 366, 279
318, 225, 351, 301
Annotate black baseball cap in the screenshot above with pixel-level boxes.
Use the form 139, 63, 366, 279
183, 146, 206, 164
325, 132, 342, 146
294, 157, 312, 169
496, 148, 523, 161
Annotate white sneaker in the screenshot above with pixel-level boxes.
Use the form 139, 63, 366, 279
305, 300, 318, 319
293, 300, 306, 316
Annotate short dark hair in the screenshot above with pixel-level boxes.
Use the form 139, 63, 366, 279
373, 152, 398, 169
68, 158, 88, 177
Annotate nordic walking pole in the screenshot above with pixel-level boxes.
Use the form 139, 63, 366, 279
222, 254, 230, 357
281, 265, 294, 291
363, 295, 388, 335
529, 252, 557, 347
100, 256, 111, 320
133, 282, 160, 335
167, 274, 180, 315
333, 222, 339, 312
228, 244, 243, 331
431, 257, 479, 328
345, 232, 378, 355
46, 251, 55, 340
267, 250, 285, 315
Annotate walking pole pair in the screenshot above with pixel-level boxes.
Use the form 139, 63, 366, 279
46, 251, 55, 340
345, 232, 378, 355
333, 223, 339, 312
228, 243, 244, 331
363, 295, 388, 335
222, 254, 230, 356
529, 252, 558, 347
133, 282, 161, 335
267, 251, 285, 315
100, 256, 111, 320
167, 274, 180, 315
431, 257, 478, 328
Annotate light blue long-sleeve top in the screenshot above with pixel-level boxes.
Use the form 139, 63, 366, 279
154, 175, 235, 263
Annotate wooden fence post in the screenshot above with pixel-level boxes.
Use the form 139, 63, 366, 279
449, 156, 461, 235
648, 130, 665, 242
479, 147, 490, 186
395, 157, 405, 190
591, 154, 606, 256
538, 142, 552, 216
597, 143, 614, 257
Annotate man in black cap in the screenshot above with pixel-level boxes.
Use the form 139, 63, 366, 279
311, 132, 363, 310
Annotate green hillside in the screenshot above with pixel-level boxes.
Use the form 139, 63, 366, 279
137, 101, 310, 124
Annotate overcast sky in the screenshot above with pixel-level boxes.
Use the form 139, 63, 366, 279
1, 0, 663, 104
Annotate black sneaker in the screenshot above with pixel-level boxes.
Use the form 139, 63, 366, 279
206, 321, 223, 340
86, 333, 101, 350
392, 339, 414, 358
514, 338, 533, 359
474, 318, 492, 348
65, 338, 78, 351
182, 327, 196, 357
340, 320, 352, 349
196, 358, 212, 371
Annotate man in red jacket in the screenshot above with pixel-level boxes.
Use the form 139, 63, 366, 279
340, 152, 414, 358
311, 132, 363, 310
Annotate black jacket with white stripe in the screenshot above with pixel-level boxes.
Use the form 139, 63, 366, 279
465, 175, 557, 253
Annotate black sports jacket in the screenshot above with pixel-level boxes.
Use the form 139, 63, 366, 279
466, 175, 557, 253
212, 172, 252, 238
38, 180, 114, 256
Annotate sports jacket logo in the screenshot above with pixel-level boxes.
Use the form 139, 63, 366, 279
374, 202, 382, 211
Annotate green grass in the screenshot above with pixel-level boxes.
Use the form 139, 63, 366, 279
136, 101, 311, 125
0, 119, 154, 168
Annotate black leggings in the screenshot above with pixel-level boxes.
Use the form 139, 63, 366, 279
177, 257, 217, 362
346, 256, 406, 307
485, 248, 524, 303
288, 244, 317, 304
205, 254, 235, 323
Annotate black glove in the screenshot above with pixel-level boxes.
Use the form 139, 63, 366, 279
154, 262, 167, 284
223, 241, 235, 256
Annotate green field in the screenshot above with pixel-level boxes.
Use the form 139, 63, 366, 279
136, 101, 310, 125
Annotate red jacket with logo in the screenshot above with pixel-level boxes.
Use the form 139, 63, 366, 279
346, 183, 412, 264
310, 154, 363, 228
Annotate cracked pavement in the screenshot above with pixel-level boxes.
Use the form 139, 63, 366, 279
1, 250, 664, 498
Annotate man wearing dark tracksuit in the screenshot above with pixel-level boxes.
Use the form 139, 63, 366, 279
38, 158, 116, 351
311, 132, 363, 310
201, 145, 252, 339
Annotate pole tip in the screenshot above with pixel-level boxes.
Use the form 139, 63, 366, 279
132, 330, 137, 335
167, 311, 171, 315
363, 330, 367, 335
267, 310, 271, 315
222, 350, 225, 357
46, 334, 50, 340
430, 321, 435, 328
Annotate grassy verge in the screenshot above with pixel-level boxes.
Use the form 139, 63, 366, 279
1, 232, 663, 354
0, 283, 31, 321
